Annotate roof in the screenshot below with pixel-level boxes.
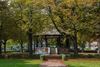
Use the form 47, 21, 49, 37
34, 23, 62, 36
35, 28, 61, 36
42, 28, 61, 35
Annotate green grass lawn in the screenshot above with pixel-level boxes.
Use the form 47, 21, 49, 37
0, 59, 100, 67
65, 59, 100, 67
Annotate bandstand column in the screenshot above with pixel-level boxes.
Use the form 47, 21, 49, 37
66, 35, 70, 49
57, 36, 61, 47
44, 35, 48, 47
57, 36, 61, 54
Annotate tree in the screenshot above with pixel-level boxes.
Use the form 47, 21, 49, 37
41, 0, 99, 54
10, 0, 48, 56
0, 0, 27, 53
0, 0, 8, 54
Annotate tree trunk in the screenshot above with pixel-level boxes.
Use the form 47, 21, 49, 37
20, 40, 23, 53
36, 36, 39, 47
97, 38, 100, 54
4, 40, 7, 53
28, 28, 33, 56
73, 30, 78, 54
0, 41, 2, 54
0, 24, 2, 54
33, 36, 36, 53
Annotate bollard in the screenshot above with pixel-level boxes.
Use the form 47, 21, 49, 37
40, 55, 44, 61
61, 54, 66, 61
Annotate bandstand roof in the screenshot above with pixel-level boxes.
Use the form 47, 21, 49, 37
34, 24, 69, 36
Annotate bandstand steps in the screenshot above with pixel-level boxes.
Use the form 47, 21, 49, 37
43, 54, 62, 61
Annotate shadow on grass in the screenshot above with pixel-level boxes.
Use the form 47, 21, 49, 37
0, 59, 41, 67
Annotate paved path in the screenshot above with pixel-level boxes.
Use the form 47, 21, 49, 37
40, 60, 67, 67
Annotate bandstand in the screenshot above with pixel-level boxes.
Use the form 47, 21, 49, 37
33, 29, 71, 55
